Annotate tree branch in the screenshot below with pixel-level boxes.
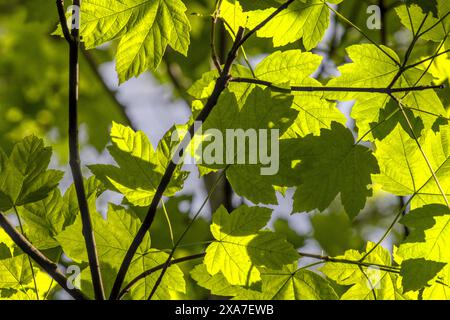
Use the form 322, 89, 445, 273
56, 0, 72, 43
109, 27, 245, 300
0, 213, 88, 300
109, 0, 304, 300
230, 77, 444, 94
56, 0, 105, 300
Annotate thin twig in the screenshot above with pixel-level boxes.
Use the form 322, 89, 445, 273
0, 212, 88, 300
230, 77, 444, 94
403, 49, 450, 71
56, 0, 105, 300
109, 28, 246, 300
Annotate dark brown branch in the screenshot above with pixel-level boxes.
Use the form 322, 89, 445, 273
230, 77, 444, 94
118, 253, 206, 299
56, 0, 72, 43
57, 0, 105, 300
109, 0, 299, 300
0, 213, 88, 300
109, 28, 246, 300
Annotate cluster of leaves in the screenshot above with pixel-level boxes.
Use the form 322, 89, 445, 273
2, 0, 450, 300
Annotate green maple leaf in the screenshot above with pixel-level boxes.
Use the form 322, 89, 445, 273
0, 254, 33, 291
249, 264, 338, 300
396, 1, 450, 43
72, 0, 190, 83
194, 87, 299, 204
89, 122, 188, 207
219, 0, 248, 35
58, 201, 184, 299
246, 0, 343, 50
0, 228, 14, 252
193, 262, 338, 300
56, 203, 151, 266
326, 44, 446, 140
190, 264, 240, 297
321, 242, 409, 300
421, 265, 450, 300
253, 50, 346, 135
281, 96, 346, 139
373, 125, 450, 209
398, 204, 450, 264
0, 136, 63, 211
19, 189, 69, 250
292, 122, 379, 219
254, 49, 323, 86
400, 258, 446, 292
204, 205, 298, 287
17, 177, 102, 251
396, 204, 450, 293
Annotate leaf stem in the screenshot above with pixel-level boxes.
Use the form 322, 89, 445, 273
229, 77, 444, 94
